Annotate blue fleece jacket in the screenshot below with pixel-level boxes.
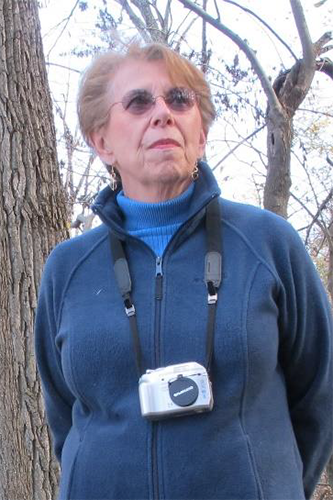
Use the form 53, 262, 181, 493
35, 161, 332, 500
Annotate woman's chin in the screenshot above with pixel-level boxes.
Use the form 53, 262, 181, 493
151, 161, 190, 184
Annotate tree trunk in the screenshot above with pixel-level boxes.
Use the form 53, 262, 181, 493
327, 454, 333, 494
328, 212, 333, 305
264, 107, 292, 218
0, 0, 68, 498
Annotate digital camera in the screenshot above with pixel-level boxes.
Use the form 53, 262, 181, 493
138, 362, 213, 420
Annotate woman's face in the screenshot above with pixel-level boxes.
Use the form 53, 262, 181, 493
91, 59, 206, 202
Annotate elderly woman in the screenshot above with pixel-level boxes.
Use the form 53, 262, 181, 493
35, 43, 332, 500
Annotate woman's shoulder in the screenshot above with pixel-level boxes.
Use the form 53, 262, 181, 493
219, 197, 311, 278
220, 197, 301, 247
41, 224, 108, 282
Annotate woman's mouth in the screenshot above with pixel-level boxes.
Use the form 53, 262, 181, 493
149, 139, 181, 149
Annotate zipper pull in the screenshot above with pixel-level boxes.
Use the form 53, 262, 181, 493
156, 256, 163, 276
155, 257, 163, 300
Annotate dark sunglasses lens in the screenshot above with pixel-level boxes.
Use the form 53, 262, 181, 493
123, 90, 154, 115
166, 88, 195, 110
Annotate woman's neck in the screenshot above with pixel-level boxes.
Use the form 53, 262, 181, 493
117, 182, 195, 231
121, 178, 192, 203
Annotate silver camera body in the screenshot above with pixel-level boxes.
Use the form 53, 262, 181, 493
138, 361, 213, 420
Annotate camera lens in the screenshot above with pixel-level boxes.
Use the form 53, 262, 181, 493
169, 376, 199, 407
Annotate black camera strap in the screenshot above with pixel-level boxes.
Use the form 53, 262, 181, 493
205, 197, 222, 374
109, 234, 144, 376
109, 197, 222, 378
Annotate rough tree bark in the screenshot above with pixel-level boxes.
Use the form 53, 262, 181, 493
0, 0, 68, 498
115, 0, 169, 43
265, 30, 333, 216
328, 210, 333, 304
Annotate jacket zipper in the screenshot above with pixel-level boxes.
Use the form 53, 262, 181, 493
94, 197, 218, 499
152, 256, 163, 500
154, 256, 163, 366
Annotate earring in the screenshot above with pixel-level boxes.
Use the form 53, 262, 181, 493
191, 161, 199, 180
109, 165, 118, 191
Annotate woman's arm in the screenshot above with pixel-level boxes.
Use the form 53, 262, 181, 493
277, 228, 332, 499
35, 251, 75, 462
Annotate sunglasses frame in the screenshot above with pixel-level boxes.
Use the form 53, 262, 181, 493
109, 87, 199, 116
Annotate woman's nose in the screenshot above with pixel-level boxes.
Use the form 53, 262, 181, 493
150, 96, 174, 127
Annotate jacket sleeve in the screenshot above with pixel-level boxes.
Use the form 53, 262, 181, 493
276, 225, 333, 499
35, 250, 75, 463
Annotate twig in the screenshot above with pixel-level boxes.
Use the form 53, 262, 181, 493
223, 0, 298, 61
178, 0, 281, 112
46, 62, 81, 74
212, 124, 266, 171
46, 0, 81, 59
305, 188, 333, 245
290, 0, 314, 68
290, 192, 331, 243
213, 0, 221, 21
297, 108, 333, 119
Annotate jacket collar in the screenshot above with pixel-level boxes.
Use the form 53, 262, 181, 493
91, 161, 221, 236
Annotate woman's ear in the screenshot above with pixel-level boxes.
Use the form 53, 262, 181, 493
198, 128, 206, 158
89, 130, 115, 165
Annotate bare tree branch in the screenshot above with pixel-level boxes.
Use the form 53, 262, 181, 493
46, 62, 81, 74
164, 0, 172, 30
313, 31, 333, 56
115, 0, 151, 43
316, 56, 333, 80
149, 1, 165, 30
213, 0, 221, 21
201, 0, 208, 74
212, 124, 266, 172
177, 0, 281, 112
292, 145, 320, 210
305, 188, 333, 245
314, 0, 329, 6
275, 5, 330, 116
318, 44, 333, 55
290, 0, 315, 68
73, 154, 96, 201
297, 107, 333, 119
290, 191, 330, 241
130, 0, 167, 42
46, 0, 80, 58
172, 15, 197, 51
223, 0, 298, 61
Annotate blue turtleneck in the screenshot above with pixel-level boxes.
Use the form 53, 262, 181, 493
116, 183, 195, 256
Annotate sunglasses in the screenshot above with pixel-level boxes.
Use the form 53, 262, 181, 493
110, 87, 198, 116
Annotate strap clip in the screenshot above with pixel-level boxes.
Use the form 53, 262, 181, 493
207, 281, 218, 304
124, 297, 136, 317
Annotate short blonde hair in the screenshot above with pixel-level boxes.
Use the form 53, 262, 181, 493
77, 43, 216, 145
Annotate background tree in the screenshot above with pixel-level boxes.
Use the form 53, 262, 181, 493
176, 0, 332, 214
0, 0, 68, 498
